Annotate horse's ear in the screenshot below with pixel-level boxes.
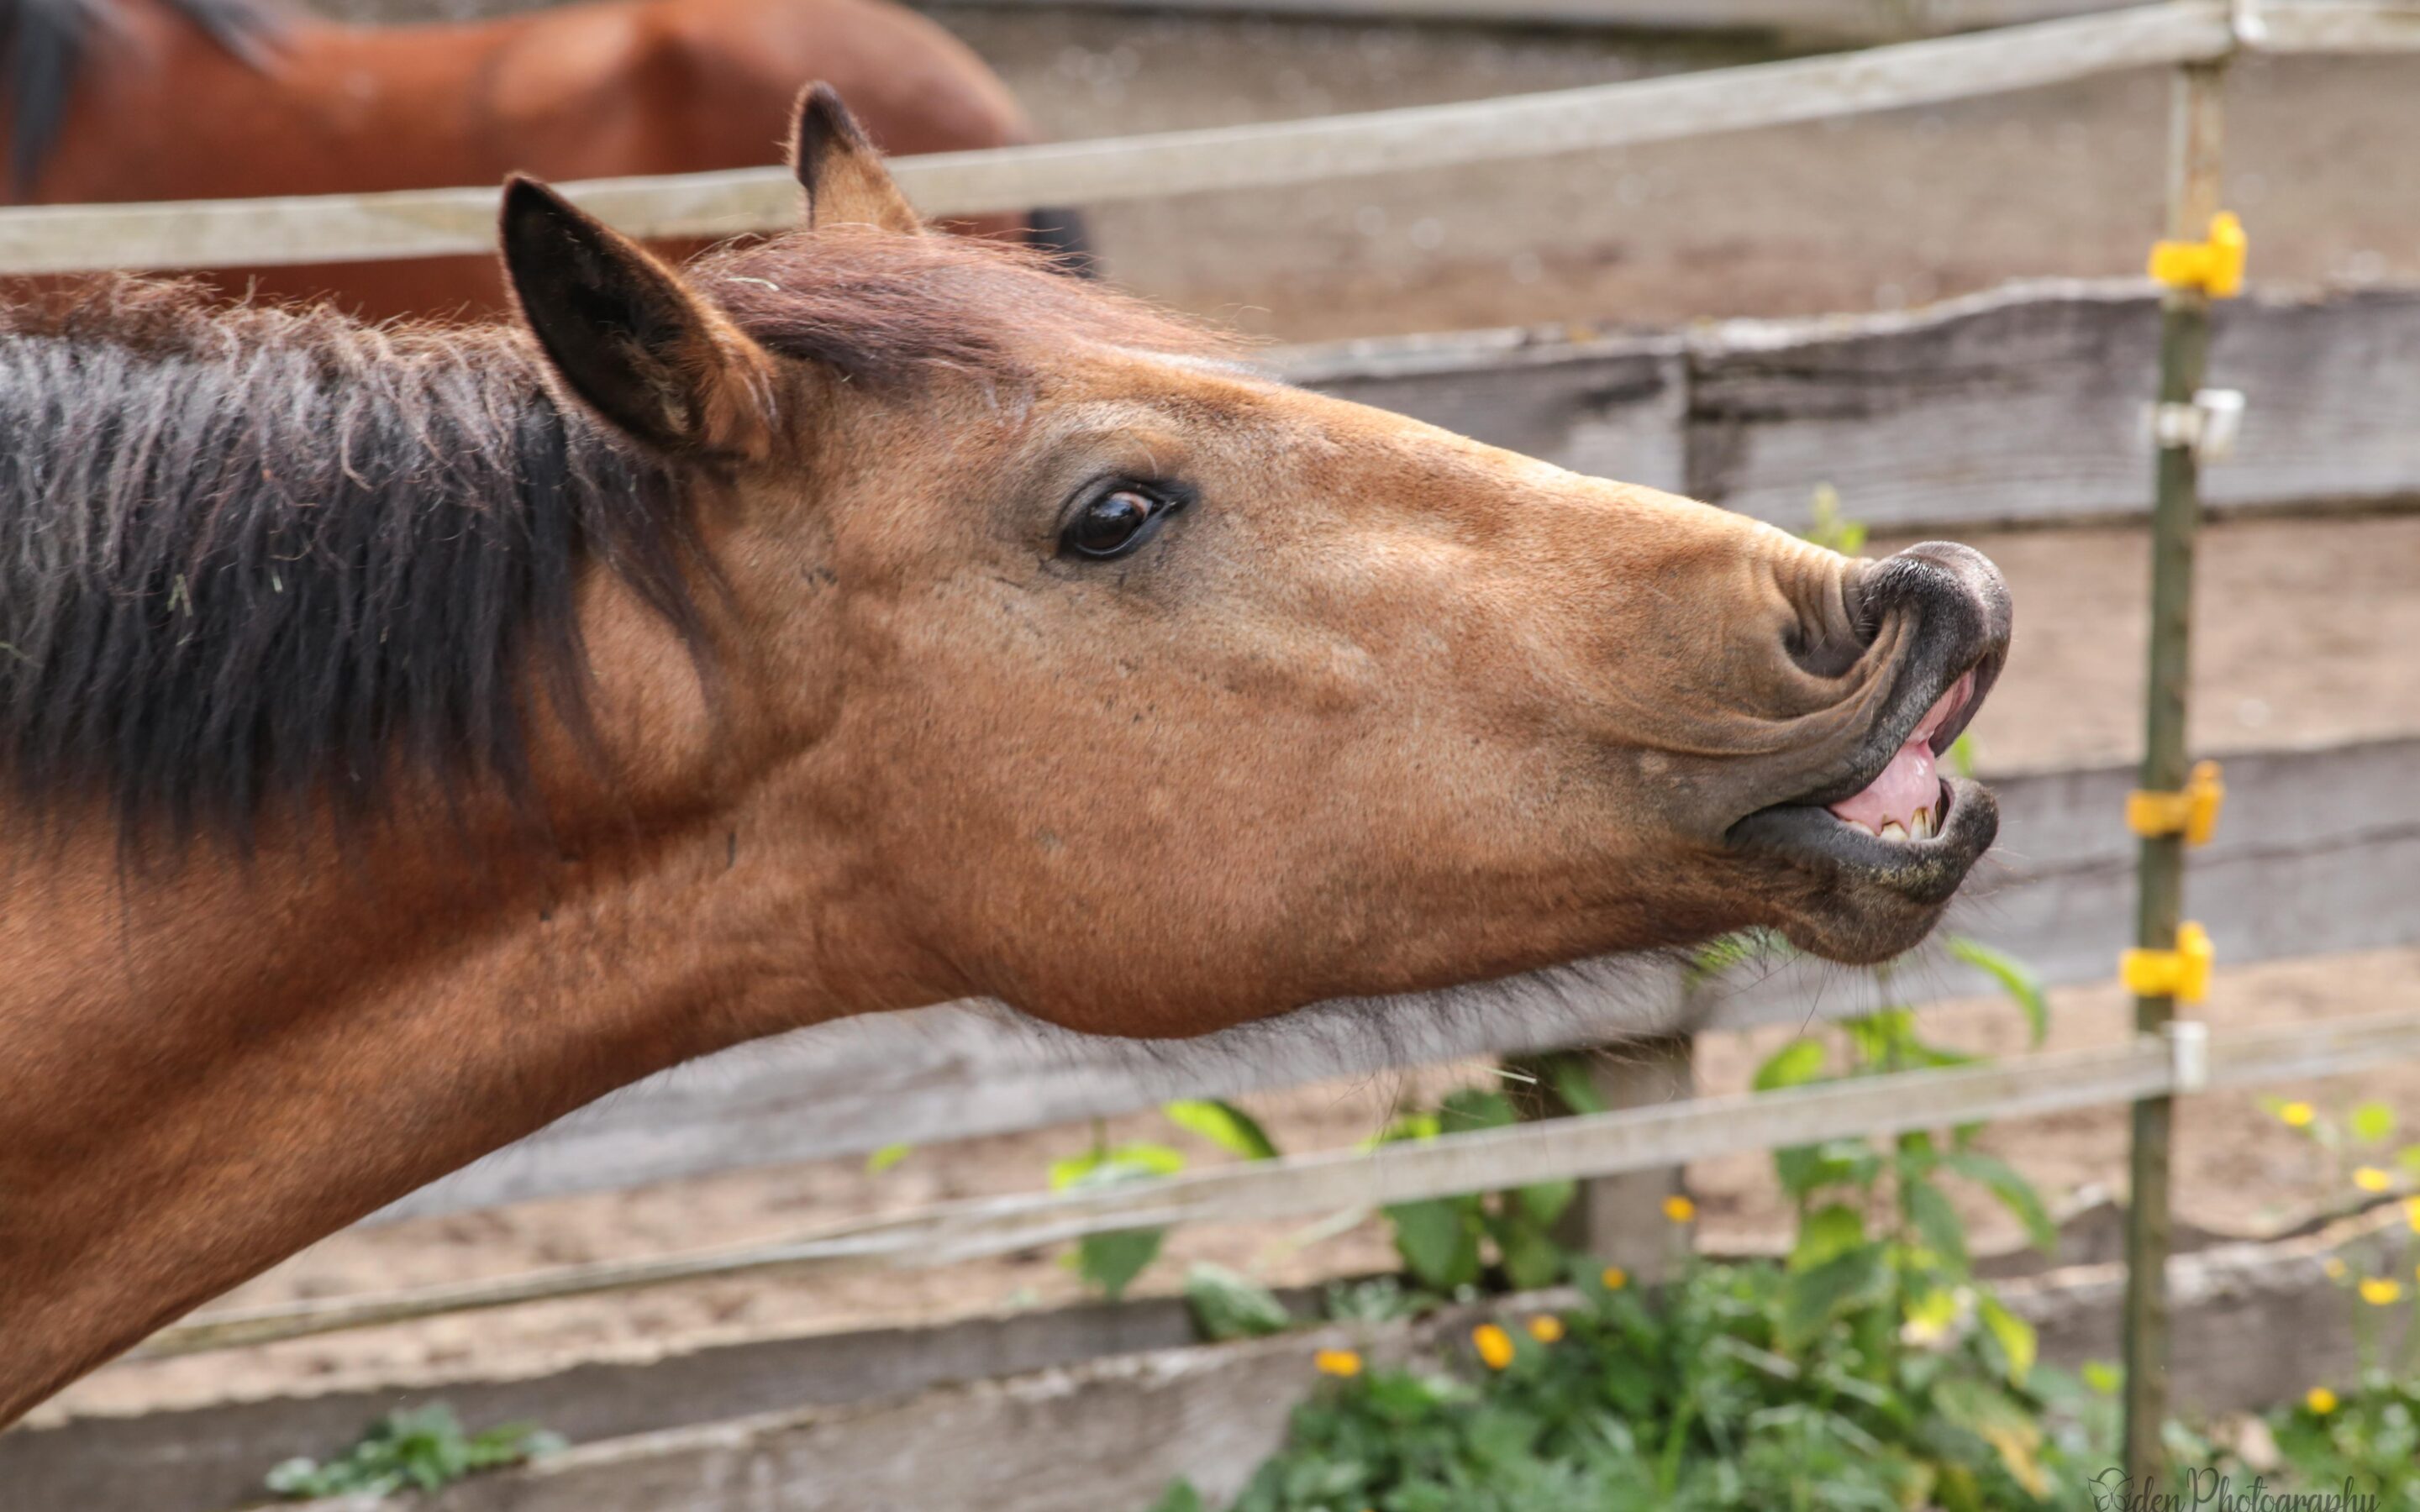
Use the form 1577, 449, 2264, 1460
499, 176, 775, 459
789, 83, 923, 235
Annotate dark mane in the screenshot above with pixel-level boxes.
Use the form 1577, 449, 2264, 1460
0, 278, 703, 845
0, 230, 1228, 846
2, 0, 281, 192
697, 225, 1234, 386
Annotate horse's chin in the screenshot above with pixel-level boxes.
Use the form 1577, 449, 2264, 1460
1726, 774, 2001, 964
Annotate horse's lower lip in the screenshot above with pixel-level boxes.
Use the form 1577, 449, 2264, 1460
1727, 775, 2000, 906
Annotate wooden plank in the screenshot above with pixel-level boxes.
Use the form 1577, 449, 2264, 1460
266, 1211, 2411, 1512
0, 5, 2229, 276
150, 1002, 2420, 1357
0, 1295, 1223, 1512
1287, 329, 1691, 495
1289, 284, 2420, 533
374, 732, 2420, 1225
920, 0, 2139, 40
1684, 281, 2420, 530
2258, 0, 2420, 52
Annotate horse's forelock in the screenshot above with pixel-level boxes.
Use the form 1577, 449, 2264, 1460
697, 228, 1237, 391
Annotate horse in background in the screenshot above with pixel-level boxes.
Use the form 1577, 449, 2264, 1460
0, 0, 1085, 318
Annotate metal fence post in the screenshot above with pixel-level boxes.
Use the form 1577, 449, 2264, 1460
2120, 55, 2229, 1490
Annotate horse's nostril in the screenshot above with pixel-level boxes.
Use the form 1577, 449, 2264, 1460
1784, 559, 1876, 679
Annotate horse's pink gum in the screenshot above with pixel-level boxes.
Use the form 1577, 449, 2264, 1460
1825, 672, 1971, 832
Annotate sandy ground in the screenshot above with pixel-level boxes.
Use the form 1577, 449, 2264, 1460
44, 509, 2420, 1423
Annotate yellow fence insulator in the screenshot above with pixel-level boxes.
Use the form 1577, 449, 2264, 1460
2127, 759, 2226, 847
2148, 211, 2247, 297
2123, 921, 2215, 1005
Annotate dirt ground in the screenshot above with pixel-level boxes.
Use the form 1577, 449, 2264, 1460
38, 0, 2420, 1434
44, 510, 2420, 1424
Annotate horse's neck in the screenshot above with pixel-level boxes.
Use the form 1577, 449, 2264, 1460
0, 789, 848, 1421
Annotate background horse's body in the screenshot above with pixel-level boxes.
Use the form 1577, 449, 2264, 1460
0, 0, 1045, 317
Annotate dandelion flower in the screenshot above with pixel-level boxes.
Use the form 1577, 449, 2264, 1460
2280, 1101, 2316, 1128
1600, 1265, 1629, 1291
2359, 1278, 2403, 1307
1527, 1315, 1565, 1345
2354, 1166, 2394, 1194
1313, 1349, 1362, 1378
1472, 1323, 1516, 1370
2306, 1387, 2338, 1415
1662, 1194, 1697, 1225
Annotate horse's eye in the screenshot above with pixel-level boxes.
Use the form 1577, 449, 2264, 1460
1063, 488, 1165, 560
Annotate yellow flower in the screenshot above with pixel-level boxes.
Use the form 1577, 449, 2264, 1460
2354, 1166, 2394, 1194
2324, 1257, 2350, 1280
2407, 1196, 2420, 1233
1472, 1323, 1516, 1370
1600, 1265, 1629, 1291
2280, 1101, 2316, 1128
1527, 1315, 1565, 1345
2306, 1387, 2338, 1415
1662, 1194, 1697, 1225
2359, 1278, 2404, 1307
1313, 1348, 1363, 1378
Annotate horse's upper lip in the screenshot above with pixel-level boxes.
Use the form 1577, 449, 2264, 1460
1723, 643, 2005, 890
1780, 653, 1994, 814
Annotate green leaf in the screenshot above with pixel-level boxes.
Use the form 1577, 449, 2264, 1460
1775, 1138, 1881, 1200
1546, 1055, 1612, 1116
1778, 1244, 1893, 1350
1047, 1147, 1105, 1189
1944, 937, 2049, 1047
1753, 1038, 1828, 1093
1903, 1177, 1970, 1273
1493, 1214, 1566, 1291
1055, 1142, 1188, 1191
1438, 1088, 1518, 1133
864, 1142, 913, 1174
1977, 1294, 2039, 1388
1149, 1479, 1207, 1512
1386, 1197, 1483, 1290
1789, 1202, 1868, 1273
1940, 1150, 2058, 1256
1075, 1228, 1165, 1299
1931, 1377, 2048, 1498
1164, 1100, 1281, 1161
1184, 1262, 1292, 1341
1514, 1178, 1576, 1228
1689, 931, 1765, 982
2351, 1100, 2398, 1145
2081, 1359, 2124, 1396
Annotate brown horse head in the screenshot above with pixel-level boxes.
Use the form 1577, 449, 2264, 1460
0, 85, 2007, 1420
496, 85, 2012, 1038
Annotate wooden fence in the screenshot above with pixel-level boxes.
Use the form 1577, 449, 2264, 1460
936, 0, 2147, 39
15, 4, 2420, 1504
2, 3, 2416, 276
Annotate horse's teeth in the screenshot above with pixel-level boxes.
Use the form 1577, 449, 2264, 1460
1912, 806, 1933, 839
1880, 821, 1909, 841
